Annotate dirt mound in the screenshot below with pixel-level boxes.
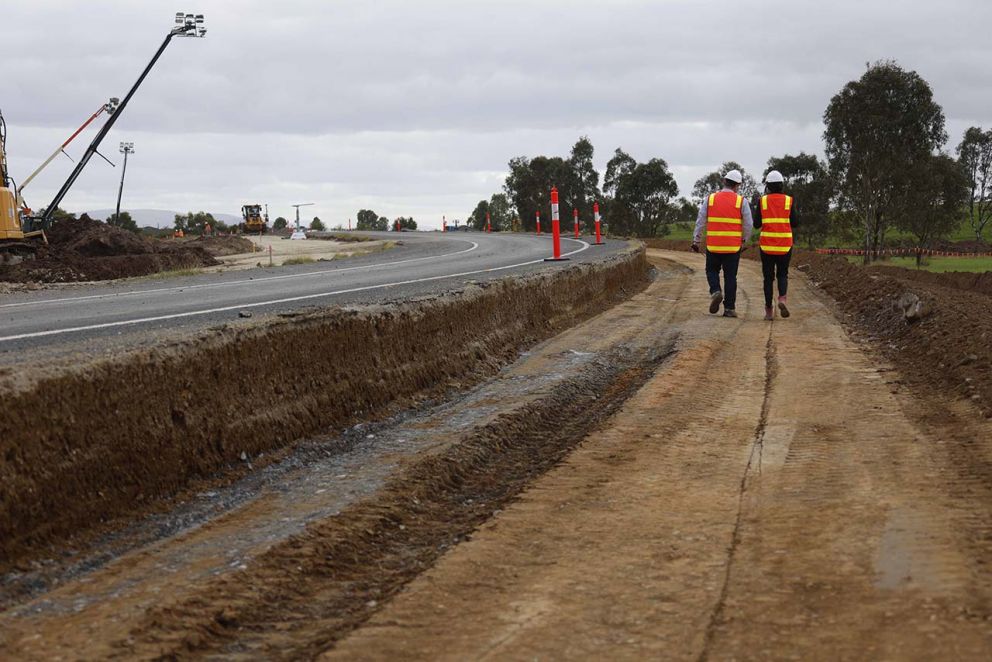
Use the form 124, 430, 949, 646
799, 252, 992, 418
47, 215, 153, 257
868, 265, 992, 298
190, 235, 256, 256
0, 215, 219, 283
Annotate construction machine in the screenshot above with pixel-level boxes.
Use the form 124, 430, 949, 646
0, 110, 48, 263
242, 204, 268, 233
0, 13, 206, 264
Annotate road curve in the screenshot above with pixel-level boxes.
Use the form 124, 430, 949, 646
0, 232, 625, 354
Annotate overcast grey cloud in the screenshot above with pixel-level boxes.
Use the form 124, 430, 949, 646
3, 0, 990, 228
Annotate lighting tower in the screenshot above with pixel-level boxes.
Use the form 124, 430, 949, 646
114, 142, 135, 227
37, 13, 206, 228
292, 203, 314, 230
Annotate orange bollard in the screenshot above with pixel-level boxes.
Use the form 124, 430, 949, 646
574, 207, 580, 238
593, 201, 604, 245
442, 215, 447, 233
544, 186, 569, 262
486, 211, 491, 233
536, 210, 541, 235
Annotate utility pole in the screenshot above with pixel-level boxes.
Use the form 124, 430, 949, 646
114, 142, 134, 227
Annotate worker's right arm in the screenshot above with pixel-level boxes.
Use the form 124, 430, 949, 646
692, 198, 708, 245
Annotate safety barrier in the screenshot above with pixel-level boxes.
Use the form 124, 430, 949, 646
816, 248, 992, 257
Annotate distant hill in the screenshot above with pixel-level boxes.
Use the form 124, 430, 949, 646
82, 209, 243, 228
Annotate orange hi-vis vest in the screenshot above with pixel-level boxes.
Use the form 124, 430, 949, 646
705, 191, 744, 254
759, 194, 793, 254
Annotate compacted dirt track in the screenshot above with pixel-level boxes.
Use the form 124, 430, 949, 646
326, 250, 992, 661
2, 249, 991, 660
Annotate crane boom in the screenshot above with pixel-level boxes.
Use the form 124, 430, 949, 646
16, 99, 119, 210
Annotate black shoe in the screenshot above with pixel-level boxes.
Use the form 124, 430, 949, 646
778, 299, 790, 318
723, 309, 738, 318
709, 291, 723, 314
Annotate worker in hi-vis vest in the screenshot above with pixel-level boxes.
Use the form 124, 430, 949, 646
691, 169, 754, 318
755, 170, 797, 320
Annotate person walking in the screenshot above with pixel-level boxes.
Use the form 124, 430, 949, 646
755, 170, 796, 320
691, 168, 753, 318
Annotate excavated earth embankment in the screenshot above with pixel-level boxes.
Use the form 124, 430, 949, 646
0, 215, 218, 282
0, 245, 648, 569
868, 263, 992, 298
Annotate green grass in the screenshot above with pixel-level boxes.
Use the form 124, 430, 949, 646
665, 223, 695, 241
282, 256, 316, 266
320, 233, 379, 243
847, 255, 992, 273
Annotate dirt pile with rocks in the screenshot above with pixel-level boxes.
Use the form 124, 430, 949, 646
0, 245, 649, 568
0, 215, 219, 283
797, 252, 991, 418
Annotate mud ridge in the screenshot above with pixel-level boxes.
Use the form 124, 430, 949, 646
116, 341, 676, 659
698, 328, 776, 662
0, 246, 649, 568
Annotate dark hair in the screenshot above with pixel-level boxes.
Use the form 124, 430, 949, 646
723, 178, 739, 189
766, 182, 784, 194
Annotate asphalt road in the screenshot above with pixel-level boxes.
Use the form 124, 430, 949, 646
0, 232, 625, 356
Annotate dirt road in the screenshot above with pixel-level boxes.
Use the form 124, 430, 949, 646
2, 249, 990, 660
326, 250, 992, 660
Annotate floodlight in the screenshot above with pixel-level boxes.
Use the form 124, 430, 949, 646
174, 12, 207, 38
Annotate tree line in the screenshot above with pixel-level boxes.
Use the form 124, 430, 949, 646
470, 60, 990, 260
352, 209, 417, 231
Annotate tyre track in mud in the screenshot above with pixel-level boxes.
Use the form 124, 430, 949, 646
0, 253, 690, 660
698, 328, 776, 662
325, 253, 770, 660
129, 344, 675, 660
325, 249, 992, 661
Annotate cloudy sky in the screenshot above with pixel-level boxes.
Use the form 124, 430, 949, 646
4, 0, 990, 229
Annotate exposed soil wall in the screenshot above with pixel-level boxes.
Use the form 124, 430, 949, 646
0, 246, 649, 566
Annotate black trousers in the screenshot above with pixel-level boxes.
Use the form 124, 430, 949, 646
761, 249, 792, 307
705, 250, 741, 310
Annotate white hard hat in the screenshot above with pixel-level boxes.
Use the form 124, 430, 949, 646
765, 170, 784, 184
724, 169, 743, 184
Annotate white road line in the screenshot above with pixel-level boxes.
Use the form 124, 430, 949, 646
0, 239, 591, 343
0, 239, 480, 310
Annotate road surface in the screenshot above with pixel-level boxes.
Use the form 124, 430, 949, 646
0, 232, 619, 354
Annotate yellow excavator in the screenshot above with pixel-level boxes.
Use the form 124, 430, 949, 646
242, 204, 268, 233
0, 110, 47, 263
